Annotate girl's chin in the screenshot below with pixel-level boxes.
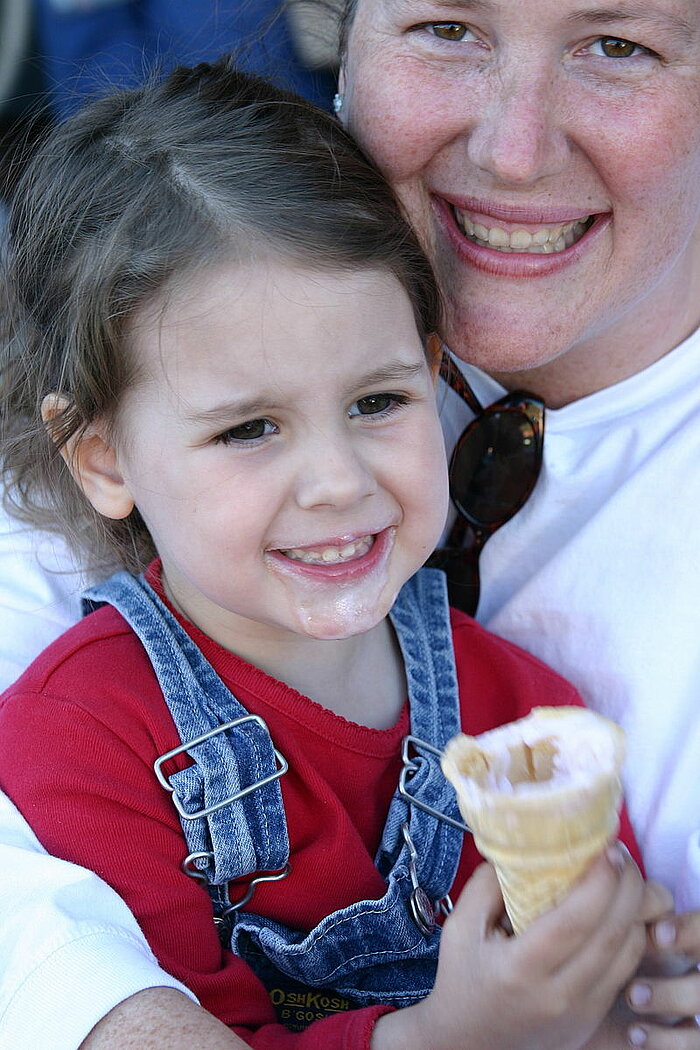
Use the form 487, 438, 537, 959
288, 587, 397, 641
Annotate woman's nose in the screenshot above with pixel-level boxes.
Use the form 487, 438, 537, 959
294, 430, 377, 511
466, 69, 570, 187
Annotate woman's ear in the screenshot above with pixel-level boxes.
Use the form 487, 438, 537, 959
41, 394, 135, 521
426, 334, 444, 386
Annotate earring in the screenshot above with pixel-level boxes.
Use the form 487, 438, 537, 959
333, 93, 343, 115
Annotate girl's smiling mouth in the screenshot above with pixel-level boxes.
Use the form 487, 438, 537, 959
282, 534, 374, 565
268, 527, 397, 579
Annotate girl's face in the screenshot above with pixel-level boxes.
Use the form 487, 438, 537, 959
96, 258, 448, 652
342, 0, 700, 400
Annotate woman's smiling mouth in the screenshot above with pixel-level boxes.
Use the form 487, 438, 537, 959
452, 206, 595, 254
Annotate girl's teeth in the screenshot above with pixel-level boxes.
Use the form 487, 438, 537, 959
282, 536, 374, 565
456, 211, 591, 254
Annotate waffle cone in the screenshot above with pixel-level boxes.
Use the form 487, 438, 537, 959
442, 707, 625, 934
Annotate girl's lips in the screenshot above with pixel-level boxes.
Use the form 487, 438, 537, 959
266, 527, 396, 582
432, 195, 610, 279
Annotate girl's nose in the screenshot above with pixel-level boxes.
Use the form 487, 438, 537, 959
466, 69, 570, 187
294, 431, 377, 511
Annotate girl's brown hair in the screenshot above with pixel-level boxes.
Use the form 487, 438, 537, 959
1, 57, 441, 575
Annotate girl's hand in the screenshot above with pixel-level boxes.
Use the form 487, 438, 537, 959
622, 907, 700, 1048
373, 843, 648, 1050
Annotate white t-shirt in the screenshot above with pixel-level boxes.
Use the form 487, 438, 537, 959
442, 325, 700, 909
0, 513, 89, 690
1, 328, 700, 1043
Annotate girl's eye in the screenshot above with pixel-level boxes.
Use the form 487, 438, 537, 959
425, 22, 473, 42
590, 36, 649, 59
348, 392, 409, 417
215, 418, 276, 444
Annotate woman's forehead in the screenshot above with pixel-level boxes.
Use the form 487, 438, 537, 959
351, 0, 700, 30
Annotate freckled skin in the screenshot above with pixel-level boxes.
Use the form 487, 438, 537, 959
342, 0, 700, 404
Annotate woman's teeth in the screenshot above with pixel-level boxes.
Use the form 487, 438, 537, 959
282, 535, 374, 565
454, 210, 593, 254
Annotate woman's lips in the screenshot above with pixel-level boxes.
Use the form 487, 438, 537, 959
454, 208, 594, 254
433, 195, 608, 277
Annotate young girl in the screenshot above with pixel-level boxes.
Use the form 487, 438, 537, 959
0, 59, 652, 1050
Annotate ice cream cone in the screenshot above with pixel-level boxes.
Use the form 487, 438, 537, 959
441, 707, 625, 934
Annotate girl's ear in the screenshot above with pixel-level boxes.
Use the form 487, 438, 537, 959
426, 334, 444, 386
41, 394, 135, 521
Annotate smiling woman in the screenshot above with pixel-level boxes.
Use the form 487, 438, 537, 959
340, 0, 700, 397
336, 1, 700, 1043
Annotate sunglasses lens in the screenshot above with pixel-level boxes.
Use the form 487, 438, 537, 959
450, 405, 541, 527
425, 545, 480, 617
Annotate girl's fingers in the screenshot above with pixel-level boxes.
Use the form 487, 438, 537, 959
513, 847, 631, 975
546, 850, 649, 1008
448, 862, 507, 938
627, 969, 700, 1020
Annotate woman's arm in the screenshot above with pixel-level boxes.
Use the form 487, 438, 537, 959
0, 791, 194, 1050
80, 990, 249, 1050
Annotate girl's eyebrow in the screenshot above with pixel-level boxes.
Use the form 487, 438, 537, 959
185, 362, 428, 425
186, 398, 280, 425
351, 361, 428, 388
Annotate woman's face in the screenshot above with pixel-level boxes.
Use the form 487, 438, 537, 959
342, 0, 700, 399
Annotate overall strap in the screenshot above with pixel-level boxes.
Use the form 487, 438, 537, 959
380, 568, 466, 898
84, 571, 289, 888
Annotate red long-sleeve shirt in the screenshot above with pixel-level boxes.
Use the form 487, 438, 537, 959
0, 568, 639, 1047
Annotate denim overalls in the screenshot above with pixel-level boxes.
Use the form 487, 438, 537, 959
85, 567, 468, 1024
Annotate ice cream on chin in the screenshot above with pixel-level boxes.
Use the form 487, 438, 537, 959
441, 707, 625, 934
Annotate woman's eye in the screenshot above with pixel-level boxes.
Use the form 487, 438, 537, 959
426, 22, 473, 42
216, 418, 276, 444
349, 393, 409, 417
589, 35, 649, 59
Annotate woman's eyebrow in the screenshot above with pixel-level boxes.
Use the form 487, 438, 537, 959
566, 5, 695, 39
387, 0, 695, 39
387, 0, 493, 15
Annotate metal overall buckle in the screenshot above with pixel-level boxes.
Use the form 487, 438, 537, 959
155, 713, 290, 944
154, 713, 288, 820
399, 735, 469, 934
399, 735, 470, 833
181, 854, 291, 946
